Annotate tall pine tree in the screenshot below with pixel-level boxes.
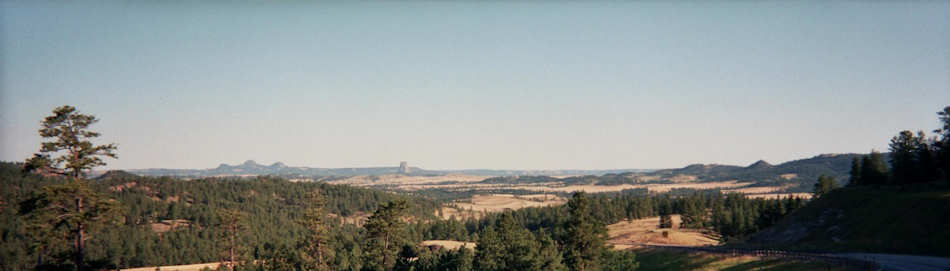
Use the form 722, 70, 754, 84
861, 151, 889, 185
364, 200, 409, 271
297, 190, 333, 270
20, 105, 122, 271
563, 192, 607, 271
849, 157, 863, 186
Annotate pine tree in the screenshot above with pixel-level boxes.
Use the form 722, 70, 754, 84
812, 175, 840, 198
19, 105, 121, 271
861, 151, 889, 185
563, 192, 606, 271
474, 213, 545, 271
680, 198, 705, 229
535, 231, 567, 271
473, 225, 504, 271
296, 190, 333, 270
935, 106, 950, 181
364, 200, 409, 271
849, 157, 863, 186
890, 130, 924, 183
916, 131, 939, 182
658, 212, 673, 229
217, 209, 246, 271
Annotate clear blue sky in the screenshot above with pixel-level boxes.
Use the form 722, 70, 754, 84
2, 2, 948, 170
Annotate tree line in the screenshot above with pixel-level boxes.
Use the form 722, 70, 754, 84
848, 106, 950, 186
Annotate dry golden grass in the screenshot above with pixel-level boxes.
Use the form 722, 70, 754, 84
744, 192, 812, 199
669, 174, 697, 183
150, 219, 191, 233
439, 194, 566, 219
607, 215, 719, 250
635, 175, 662, 182
327, 212, 371, 226
121, 262, 220, 271
720, 184, 813, 199
329, 173, 807, 202
721, 185, 788, 194
421, 240, 476, 250
517, 180, 755, 194
779, 173, 798, 180
329, 174, 489, 187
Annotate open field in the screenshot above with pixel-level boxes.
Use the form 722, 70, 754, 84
150, 219, 192, 233
722, 184, 792, 194
328, 174, 490, 187
329, 173, 808, 201
421, 240, 476, 250
607, 215, 720, 250
121, 262, 220, 271
439, 194, 566, 219
516, 180, 756, 193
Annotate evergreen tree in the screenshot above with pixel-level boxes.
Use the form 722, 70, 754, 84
680, 197, 705, 229
296, 190, 333, 270
563, 192, 606, 271
535, 231, 567, 271
935, 106, 950, 181
473, 225, 504, 271
364, 200, 409, 271
890, 130, 924, 183
19, 181, 124, 269
812, 175, 839, 198
601, 250, 638, 271
19, 105, 121, 271
217, 209, 246, 271
916, 131, 939, 182
658, 213, 673, 229
861, 151, 889, 185
474, 213, 545, 271
848, 157, 863, 186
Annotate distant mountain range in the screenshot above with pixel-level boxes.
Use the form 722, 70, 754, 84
648, 153, 867, 186
125, 153, 864, 181
128, 160, 425, 177
125, 160, 652, 177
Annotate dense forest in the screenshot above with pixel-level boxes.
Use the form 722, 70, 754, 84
0, 162, 443, 270
1, 161, 809, 270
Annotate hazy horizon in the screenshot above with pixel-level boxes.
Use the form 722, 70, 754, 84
118, 154, 840, 172
3, 2, 949, 170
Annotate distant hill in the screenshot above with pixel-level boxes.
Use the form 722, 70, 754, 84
127, 160, 435, 177
473, 153, 869, 192
650, 153, 866, 189
95, 170, 139, 180
126, 160, 653, 177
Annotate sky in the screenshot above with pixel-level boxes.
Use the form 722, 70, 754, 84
2, 1, 949, 171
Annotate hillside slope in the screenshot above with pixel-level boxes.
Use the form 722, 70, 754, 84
746, 184, 950, 256
653, 153, 864, 187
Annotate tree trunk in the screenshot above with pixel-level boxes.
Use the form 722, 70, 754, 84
382, 233, 390, 269
229, 231, 235, 271
76, 197, 85, 271
37, 247, 44, 267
